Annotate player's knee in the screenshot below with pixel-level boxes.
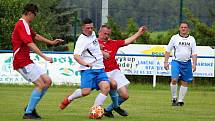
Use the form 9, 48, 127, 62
45, 79, 52, 87
103, 83, 110, 93
121, 94, 129, 100
41, 74, 52, 87
181, 81, 188, 87
81, 89, 91, 96
99, 83, 110, 96
122, 96, 129, 101
82, 92, 90, 96
110, 80, 117, 90
37, 82, 46, 90
171, 79, 177, 85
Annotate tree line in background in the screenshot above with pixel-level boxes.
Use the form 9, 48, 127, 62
0, 0, 61, 50
0, 0, 215, 51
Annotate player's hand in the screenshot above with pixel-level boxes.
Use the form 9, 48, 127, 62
84, 63, 92, 68
44, 56, 53, 63
139, 26, 147, 34
164, 62, 169, 70
99, 44, 104, 50
50, 39, 64, 45
103, 51, 110, 59
192, 65, 196, 72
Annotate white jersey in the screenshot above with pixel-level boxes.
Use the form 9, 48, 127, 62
166, 34, 197, 62
74, 31, 104, 70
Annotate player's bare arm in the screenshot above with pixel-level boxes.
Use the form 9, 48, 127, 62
124, 26, 147, 45
34, 34, 64, 45
74, 54, 92, 67
192, 54, 197, 72
27, 42, 53, 63
164, 51, 170, 70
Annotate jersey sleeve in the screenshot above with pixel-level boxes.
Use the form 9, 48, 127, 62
74, 36, 87, 55
116, 40, 125, 48
191, 37, 197, 55
30, 27, 36, 38
166, 36, 174, 52
18, 22, 33, 44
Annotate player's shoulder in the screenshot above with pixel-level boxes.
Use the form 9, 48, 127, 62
172, 34, 180, 38
77, 34, 87, 42
170, 34, 179, 41
188, 35, 195, 39
109, 39, 123, 43
14, 20, 24, 28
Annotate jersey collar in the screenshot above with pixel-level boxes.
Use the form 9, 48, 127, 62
179, 33, 189, 38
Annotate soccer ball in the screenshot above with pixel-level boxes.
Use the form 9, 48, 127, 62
89, 105, 104, 119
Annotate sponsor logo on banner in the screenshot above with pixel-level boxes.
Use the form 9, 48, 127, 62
117, 44, 214, 77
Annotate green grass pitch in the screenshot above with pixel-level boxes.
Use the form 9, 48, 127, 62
0, 84, 214, 121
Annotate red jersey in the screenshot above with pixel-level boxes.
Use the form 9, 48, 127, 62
98, 39, 125, 72
12, 19, 36, 70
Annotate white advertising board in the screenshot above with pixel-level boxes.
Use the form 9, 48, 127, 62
0, 45, 214, 85
0, 53, 80, 85
117, 44, 214, 77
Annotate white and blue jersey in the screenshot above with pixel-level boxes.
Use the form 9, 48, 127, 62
166, 34, 197, 82
74, 31, 109, 89
74, 31, 104, 70
166, 34, 197, 62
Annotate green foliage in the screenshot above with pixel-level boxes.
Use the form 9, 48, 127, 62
27, 0, 61, 50
125, 18, 138, 36
1, 1, 215, 50
106, 17, 150, 44
0, 0, 66, 50
184, 8, 215, 46
106, 16, 124, 40
0, 0, 28, 49
152, 28, 178, 45
148, 8, 215, 46
125, 18, 150, 44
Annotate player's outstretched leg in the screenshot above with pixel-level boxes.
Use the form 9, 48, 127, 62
59, 96, 71, 110
59, 89, 83, 110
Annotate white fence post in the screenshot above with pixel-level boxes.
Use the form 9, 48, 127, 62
153, 56, 157, 88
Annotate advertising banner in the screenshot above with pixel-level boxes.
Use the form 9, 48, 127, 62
117, 44, 214, 77
0, 53, 80, 85
0, 45, 214, 85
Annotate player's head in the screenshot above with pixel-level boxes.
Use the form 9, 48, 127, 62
179, 21, 189, 36
22, 3, 38, 22
98, 25, 111, 41
81, 18, 94, 36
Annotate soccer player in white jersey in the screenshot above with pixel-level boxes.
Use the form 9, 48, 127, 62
164, 22, 197, 106
59, 18, 110, 111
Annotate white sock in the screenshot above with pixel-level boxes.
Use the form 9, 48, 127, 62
170, 83, 178, 99
68, 89, 82, 101
178, 86, 188, 102
94, 93, 107, 106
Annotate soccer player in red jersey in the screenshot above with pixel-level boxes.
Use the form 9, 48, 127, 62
12, 3, 62, 119
98, 25, 147, 118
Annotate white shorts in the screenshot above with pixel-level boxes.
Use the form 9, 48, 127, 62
16, 63, 45, 82
106, 69, 130, 90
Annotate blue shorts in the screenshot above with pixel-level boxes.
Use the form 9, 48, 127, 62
171, 60, 193, 83
80, 69, 109, 90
